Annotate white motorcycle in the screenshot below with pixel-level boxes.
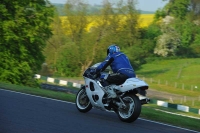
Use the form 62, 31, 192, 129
76, 58, 150, 123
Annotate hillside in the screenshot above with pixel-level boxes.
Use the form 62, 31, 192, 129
136, 58, 200, 108
136, 58, 200, 94
51, 3, 155, 16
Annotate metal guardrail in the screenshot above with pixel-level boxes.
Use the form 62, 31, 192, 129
41, 83, 78, 94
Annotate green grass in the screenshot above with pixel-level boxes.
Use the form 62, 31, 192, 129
136, 58, 200, 108
137, 58, 200, 88
0, 82, 75, 103
0, 82, 200, 132
141, 105, 200, 131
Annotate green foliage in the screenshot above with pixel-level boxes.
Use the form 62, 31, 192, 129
154, 26, 181, 57
116, 0, 140, 47
191, 33, 200, 56
44, 0, 200, 77
153, 0, 200, 57
55, 43, 80, 77
154, 9, 167, 21
166, 0, 190, 19
140, 23, 162, 57
171, 16, 200, 57
176, 20, 193, 47
43, 0, 142, 76
123, 45, 146, 69
43, 11, 68, 74
0, 0, 54, 86
123, 23, 162, 69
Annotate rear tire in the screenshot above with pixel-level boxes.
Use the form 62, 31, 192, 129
76, 88, 92, 113
117, 93, 141, 123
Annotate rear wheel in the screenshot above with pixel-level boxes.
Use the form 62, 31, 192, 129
76, 88, 92, 113
117, 93, 141, 123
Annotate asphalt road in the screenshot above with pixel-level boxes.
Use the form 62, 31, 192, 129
0, 89, 199, 133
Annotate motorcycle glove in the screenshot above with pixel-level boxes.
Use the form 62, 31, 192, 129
90, 69, 97, 75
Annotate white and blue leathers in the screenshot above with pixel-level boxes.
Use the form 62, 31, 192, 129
96, 52, 135, 78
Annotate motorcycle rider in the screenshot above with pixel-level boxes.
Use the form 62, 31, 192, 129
92, 44, 136, 98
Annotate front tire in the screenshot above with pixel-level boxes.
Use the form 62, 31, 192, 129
76, 88, 92, 113
117, 93, 141, 123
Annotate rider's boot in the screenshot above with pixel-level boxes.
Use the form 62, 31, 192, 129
104, 86, 117, 98
100, 79, 117, 98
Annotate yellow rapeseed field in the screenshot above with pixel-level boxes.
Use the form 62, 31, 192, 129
60, 14, 154, 33
138, 14, 154, 27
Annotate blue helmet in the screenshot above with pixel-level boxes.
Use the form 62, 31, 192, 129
107, 45, 120, 55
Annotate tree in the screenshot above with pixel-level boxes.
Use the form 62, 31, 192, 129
157, 0, 200, 18
44, 10, 68, 73
166, 0, 190, 19
153, 0, 200, 57
89, 0, 141, 68
63, 0, 94, 75
154, 32, 181, 57
45, 0, 142, 76
55, 42, 80, 77
116, 0, 140, 47
140, 23, 162, 57
64, 0, 88, 43
154, 19, 181, 57
62, 0, 125, 75
0, 0, 54, 85
190, 0, 200, 15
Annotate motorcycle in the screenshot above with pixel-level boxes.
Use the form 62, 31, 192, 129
75, 58, 150, 123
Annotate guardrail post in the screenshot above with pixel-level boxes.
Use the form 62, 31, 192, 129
184, 96, 187, 102
175, 82, 177, 88
165, 80, 168, 85
192, 99, 195, 106
182, 84, 184, 90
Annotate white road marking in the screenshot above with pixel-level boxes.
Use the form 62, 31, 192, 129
0, 88, 75, 104
0, 89, 199, 133
138, 118, 199, 133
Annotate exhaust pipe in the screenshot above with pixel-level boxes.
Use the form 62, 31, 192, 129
140, 98, 150, 105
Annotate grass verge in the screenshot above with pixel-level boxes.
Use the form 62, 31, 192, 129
0, 82, 75, 103
141, 105, 200, 131
0, 82, 199, 132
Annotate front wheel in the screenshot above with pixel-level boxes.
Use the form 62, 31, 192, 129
117, 93, 141, 123
76, 88, 92, 113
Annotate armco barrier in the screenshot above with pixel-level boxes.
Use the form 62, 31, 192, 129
35, 74, 82, 89
35, 74, 200, 115
150, 99, 200, 115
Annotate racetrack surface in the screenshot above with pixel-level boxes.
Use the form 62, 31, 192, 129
0, 89, 198, 133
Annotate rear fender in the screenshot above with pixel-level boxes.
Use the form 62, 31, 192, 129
120, 86, 147, 96
115, 78, 148, 93
136, 86, 148, 96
